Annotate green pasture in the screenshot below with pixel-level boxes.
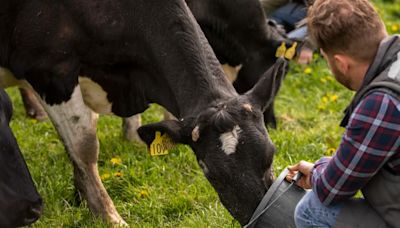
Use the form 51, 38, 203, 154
5, 1, 399, 227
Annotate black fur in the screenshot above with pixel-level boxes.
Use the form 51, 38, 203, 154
0, 89, 43, 227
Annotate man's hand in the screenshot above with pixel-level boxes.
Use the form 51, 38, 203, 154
286, 160, 314, 189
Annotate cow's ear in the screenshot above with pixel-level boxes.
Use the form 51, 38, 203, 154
245, 58, 288, 111
137, 120, 190, 147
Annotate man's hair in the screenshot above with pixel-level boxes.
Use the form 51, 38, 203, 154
308, 0, 387, 62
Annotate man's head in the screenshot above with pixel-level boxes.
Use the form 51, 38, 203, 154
308, 0, 388, 90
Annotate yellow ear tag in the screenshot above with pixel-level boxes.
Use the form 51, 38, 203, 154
275, 42, 287, 58
149, 131, 175, 156
284, 42, 298, 60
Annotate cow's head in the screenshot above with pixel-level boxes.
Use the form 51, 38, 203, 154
0, 90, 43, 227
138, 59, 287, 225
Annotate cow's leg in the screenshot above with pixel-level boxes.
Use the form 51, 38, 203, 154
19, 87, 47, 121
39, 85, 127, 226
122, 109, 176, 142
122, 115, 142, 142
163, 109, 176, 121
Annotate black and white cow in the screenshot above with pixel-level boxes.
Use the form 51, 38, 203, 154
0, 0, 287, 226
17, 0, 288, 136
0, 89, 43, 227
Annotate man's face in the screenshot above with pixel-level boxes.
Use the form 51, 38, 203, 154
321, 50, 353, 90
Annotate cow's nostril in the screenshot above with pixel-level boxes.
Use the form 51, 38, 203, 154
23, 199, 43, 225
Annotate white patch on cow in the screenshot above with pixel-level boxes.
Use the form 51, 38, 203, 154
79, 76, 113, 114
222, 64, 242, 83
40, 86, 126, 225
192, 125, 200, 142
0, 67, 20, 88
42, 85, 99, 164
219, 125, 242, 155
388, 52, 400, 80
198, 160, 209, 174
243, 103, 253, 112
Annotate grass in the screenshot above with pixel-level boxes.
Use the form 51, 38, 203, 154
5, 1, 399, 227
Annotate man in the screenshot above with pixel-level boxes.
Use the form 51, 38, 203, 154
286, 0, 400, 227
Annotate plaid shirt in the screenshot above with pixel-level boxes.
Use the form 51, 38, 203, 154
311, 91, 400, 206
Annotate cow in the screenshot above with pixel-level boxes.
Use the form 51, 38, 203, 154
0, 0, 287, 226
122, 0, 290, 141
0, 89, 43, 227
17, 0, 289, 139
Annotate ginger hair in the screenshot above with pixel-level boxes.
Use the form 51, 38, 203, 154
308, 0, 387, 62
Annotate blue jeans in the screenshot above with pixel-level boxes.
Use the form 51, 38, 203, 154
270, 2, 307, 32
295, 191, 343, 228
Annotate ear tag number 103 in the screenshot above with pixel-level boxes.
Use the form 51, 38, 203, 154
150, 131, 175, 156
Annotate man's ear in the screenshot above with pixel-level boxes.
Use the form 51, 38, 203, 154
333, 54, 350, 75
137, 120, 189, 147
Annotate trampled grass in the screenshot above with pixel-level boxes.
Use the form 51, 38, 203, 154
5, 0, 399, 227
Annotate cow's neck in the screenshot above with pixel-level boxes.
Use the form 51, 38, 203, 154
147, 5, 237, 118
155, 65, 236, 118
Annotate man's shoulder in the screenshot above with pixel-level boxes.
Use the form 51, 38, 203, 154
356, 91, 400, 120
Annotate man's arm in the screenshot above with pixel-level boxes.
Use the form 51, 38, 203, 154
312, 92, 400, 206
287, 92, 400, 204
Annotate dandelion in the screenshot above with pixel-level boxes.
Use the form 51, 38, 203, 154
114, 171, 123, 177
110, 157, 122, 165
100, 173, 111, 180
392, 24, 399, 33
304, 67, 312, 75
329, 94, 339, 102
326, 76, 335, 82
137, 190, 149, 198
326, 148, 336, 155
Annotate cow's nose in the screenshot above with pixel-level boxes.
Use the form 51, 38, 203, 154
23, 198, 43, 225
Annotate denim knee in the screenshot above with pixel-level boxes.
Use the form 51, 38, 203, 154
294, 191, 342, 228
295, 190, 316, 227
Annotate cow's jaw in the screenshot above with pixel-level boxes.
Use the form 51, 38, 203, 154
200, 165, 271, 226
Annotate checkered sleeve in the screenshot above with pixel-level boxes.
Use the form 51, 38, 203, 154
311, 92, 400, 206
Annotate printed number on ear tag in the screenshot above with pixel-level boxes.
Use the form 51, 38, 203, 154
149, 131, 175, 156
275, 42, 287, 58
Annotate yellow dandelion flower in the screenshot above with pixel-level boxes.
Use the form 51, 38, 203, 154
114, 171, 123, 177
326, 148, 336, 155
330, 94, 339, 102
326, 76, 335, 82
137, 190, 149, 198
100, 173, 111, 180
110, 157, 122, 165
392, 24, 399, 33
304, 67, 312, 75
